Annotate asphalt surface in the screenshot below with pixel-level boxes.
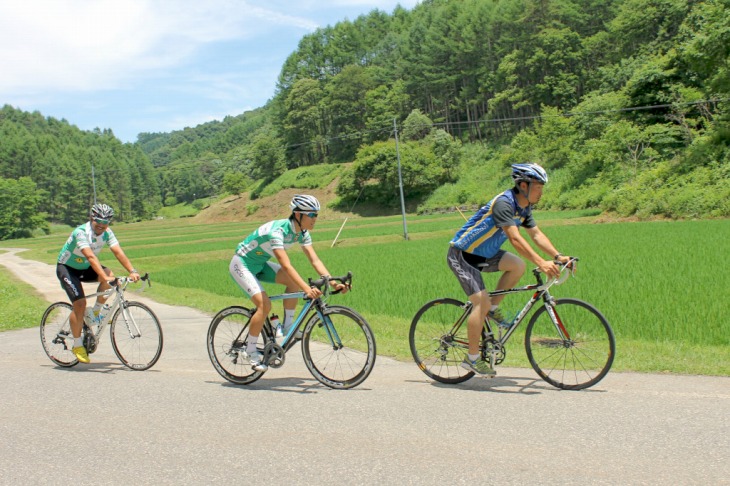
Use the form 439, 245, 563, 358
0, 249, 728, 485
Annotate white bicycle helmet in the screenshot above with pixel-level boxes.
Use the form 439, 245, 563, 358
290, 194, 321, 212
511, 163, 548, 185
90, 203, 115, 221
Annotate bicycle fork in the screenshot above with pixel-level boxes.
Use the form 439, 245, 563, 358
317, 308, 343, 351
118, 303, 142, 339
544, 300, 571, 342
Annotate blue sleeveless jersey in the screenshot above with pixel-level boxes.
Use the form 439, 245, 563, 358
450, 189, 533, 258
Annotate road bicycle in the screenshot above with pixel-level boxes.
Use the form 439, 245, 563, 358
40, 274, 163, 370
409, 258, 615, 390
207, 272, 376, 389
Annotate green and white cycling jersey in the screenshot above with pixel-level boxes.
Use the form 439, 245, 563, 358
57, 222, 119, 270
235, 218, 312, 267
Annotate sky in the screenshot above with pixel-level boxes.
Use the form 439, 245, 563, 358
0, 0, 419, 143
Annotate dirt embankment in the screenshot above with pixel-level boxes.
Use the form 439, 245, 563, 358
195, 179, 344, 223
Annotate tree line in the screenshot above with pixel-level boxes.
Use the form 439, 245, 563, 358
0, 106, 160, 238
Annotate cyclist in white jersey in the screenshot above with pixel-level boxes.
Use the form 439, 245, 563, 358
56, 204, 140, 364
447, 164, 571, 376
229, 195, 348, 371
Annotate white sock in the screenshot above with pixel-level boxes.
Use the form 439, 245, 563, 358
468, 353, 479, 362
490, 305, 498, 312
93, 302, 103, 315
283, 309, 295, 330
74, 337, 83, 348
246, 335, 258, 354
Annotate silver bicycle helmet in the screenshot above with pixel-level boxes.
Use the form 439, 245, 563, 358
290, 194, 321, 212
90, 203, 115, 221
511, 163, 548, 185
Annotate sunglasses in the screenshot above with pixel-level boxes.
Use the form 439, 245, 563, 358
94, 218, 112, 225
297, 211, 318, 218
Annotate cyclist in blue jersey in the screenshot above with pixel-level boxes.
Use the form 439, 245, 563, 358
229, 194, 348, 371
448, 163, 571, 376
56, 203, 141, 364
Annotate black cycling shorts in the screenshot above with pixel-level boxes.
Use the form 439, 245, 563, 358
446, 246, 505, 297
56, 264, 106, 303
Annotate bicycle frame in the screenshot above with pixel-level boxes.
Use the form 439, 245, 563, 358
258, 290, 343, 353
451, 262, 576, 353
83, 276, 149, 344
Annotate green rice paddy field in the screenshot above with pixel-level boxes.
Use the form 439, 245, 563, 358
3, 212, 728, 375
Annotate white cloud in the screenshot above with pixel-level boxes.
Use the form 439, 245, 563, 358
0, 0, 318, 94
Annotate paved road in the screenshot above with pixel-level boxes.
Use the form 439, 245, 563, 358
0, 249, 728, 485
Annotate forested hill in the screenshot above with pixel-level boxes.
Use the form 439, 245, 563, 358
1, 0, 728, 240
139, 0, 730, 218
0, 106, 160, 234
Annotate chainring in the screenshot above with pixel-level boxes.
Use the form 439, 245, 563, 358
263, 342, 286, 369
83, 326, 98, 354
482, 340, 506, 366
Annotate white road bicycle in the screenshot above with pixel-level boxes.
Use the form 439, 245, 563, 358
40, 274, 163, 370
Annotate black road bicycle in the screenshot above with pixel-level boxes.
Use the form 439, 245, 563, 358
409, 258, 615, 390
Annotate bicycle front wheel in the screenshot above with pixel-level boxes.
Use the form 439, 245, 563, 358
525, 298, 615, 390
40, 302, 79, 367
110, 302, 163, 371
302, 305, 376, 389
409, 298, 473, 384
207, 306, 269, 385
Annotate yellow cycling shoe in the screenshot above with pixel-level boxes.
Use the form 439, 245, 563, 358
72, 346, 91, 364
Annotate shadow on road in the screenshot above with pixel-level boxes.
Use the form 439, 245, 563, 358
205, 376, 374, 394
407, 375, 608, 395
41, 362, 162, 374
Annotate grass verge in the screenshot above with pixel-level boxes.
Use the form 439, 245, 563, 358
0, 267, 50, 332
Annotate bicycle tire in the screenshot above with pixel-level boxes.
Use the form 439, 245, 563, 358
409, 298, 474, 384
39, 302, 79, 367
525, 298, 615, 390
110, 302, 163, 371
301, 305, 376, 389
207, 306, 268, 385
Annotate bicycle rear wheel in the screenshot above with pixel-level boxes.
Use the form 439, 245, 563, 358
39, 302, 79, 367
110, 302, 163, 370
409, 298, 473, 384
525, 298, 615, 390
302, 305, 376, 389
207, 306, 268, 385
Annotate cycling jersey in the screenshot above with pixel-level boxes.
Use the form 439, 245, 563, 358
450, 189, 535, 258
235, 219, 312, 266
58, 222, 119, 270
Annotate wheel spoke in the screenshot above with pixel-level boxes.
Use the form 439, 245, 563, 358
40, 302, 78, 367
409, 298, 474, 384
207, 307, 267, 385
111, 302, 163, 371
302, 306, 376, 389
526, 299, 615, 390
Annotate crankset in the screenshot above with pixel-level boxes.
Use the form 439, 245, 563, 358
83, 325, 98, 354
482, 340, 506, 366
263, 342, 286, 369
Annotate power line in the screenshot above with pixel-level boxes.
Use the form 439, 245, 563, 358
139, 96, 728, 174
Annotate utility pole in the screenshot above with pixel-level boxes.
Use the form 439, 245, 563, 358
394, 118, 409, 240
92, 164, 97, 205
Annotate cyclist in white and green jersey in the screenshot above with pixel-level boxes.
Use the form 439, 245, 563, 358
56, 203, 140, 364
229, 195, 348, 371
